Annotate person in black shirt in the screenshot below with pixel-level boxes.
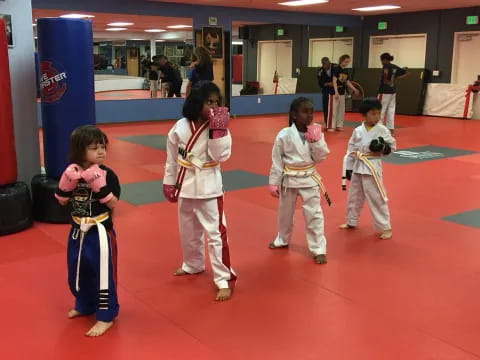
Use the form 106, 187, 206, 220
55, 125, 121, 337
159, 55, 182, 97
330, 54, 358, 132
149, 56, 160, 98
377, 53, 407, 134
317, 57, 335, 128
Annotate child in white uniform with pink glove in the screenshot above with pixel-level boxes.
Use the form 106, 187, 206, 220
268, 97, 331, 264
55, 125, 121, 337
163, 82, 236, 301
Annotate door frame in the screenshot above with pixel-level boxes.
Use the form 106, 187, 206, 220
368, 33, 427, 68
308, 37, 354, 67
451, 31, 480, 84
256, 40, 292, 90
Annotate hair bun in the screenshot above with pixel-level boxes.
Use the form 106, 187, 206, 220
390, 55, 394, 61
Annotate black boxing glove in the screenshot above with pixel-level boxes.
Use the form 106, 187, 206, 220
378, 137, 392, 155
345, 170, 352, 181
369, 138, 385, 153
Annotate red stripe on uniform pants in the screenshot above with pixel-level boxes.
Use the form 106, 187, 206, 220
216, 196, 237, 286
108, 229, 118, 286
377, 93, 383, 102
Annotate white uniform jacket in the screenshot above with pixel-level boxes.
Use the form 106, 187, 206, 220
164, 118, 231, 199
343, 122, 396, 177
270, 124, 330, 188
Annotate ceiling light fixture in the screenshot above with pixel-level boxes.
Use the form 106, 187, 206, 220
108, 22, 134, 26
105, 27, 128, 31
144, 29, 166, 33
279, 0, 328, 6
352, 5, 401, 11
59, 14, 95, 19
167, 25, 192, 29
232, 41, 243, 45
155, 39, 166, 42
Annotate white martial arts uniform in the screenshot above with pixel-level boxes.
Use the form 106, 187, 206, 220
378, 93, 396, 131
164, 118, 236, 289
342, 122, 396, 230
269, 124, 330, 255
327, 94, 346, 130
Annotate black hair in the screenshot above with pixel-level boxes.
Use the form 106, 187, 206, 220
289, 97, 313, 126
380, 52, 394, 62
321, 57, 330, 64
182, 82, 222, 121
359, 98, 382, 115
69, 125, 108, 165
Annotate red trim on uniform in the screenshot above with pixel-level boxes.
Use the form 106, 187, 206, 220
174, 121, 210, 198
377, 93, 383, 102
216, 196, 237, 286
327, 95, 334, 129
108, 229, 118, 286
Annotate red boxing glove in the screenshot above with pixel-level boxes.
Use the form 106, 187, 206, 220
163, 184, 178, 203
81, 164, 114, 204
269, 184, 280, 198
208, 107, 230, 139
304, 124, 323, 143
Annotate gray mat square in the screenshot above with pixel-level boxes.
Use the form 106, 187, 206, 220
384, 146, 476, 165
121, 170, 268, 205
443, 209, 480, 229
117, 134, 167, 151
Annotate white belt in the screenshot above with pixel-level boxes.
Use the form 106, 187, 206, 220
72, 213, 110, 293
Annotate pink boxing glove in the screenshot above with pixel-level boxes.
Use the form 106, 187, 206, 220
269, 184, 280, 198
81, 164, 114, 204
55, 164, 83, 202
163, 184, 178, 203
304, 124, 323, 143
208, 107, 230, 139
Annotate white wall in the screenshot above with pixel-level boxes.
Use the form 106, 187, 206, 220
0, 0, 40, 183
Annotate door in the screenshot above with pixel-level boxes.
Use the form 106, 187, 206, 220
309, 37, 354, 67
126, 47, 139, 76
257, 40, 292, 94
369, 34, 427, 68
451, 32, 480, 85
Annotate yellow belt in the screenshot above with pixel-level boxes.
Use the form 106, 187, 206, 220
283, 165, 332, 206
71, 212, 110, 295
177, 158, 219, 169
351, 151, 388, 201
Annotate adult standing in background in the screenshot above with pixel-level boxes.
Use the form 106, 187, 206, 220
186, 46, 214, 97
317, 57, 335, 129
377, 53, 407, 134
158, 55, 182, 97
149, 56, 160, 98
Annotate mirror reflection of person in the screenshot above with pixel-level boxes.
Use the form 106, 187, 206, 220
186, 46, 214, 97
149, 56, 160, 98
158, 55, 182, 97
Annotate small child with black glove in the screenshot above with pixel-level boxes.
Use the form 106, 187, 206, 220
340, 98, 396, 239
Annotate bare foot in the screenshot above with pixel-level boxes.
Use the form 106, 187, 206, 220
268, 242, 288, 249
68, 309, 83, 319
339, 224, 356, 230
380, 230, 392, 240
327, 129, 335, 132
173, 267, 190, 276
216, 288, 232, 301
336, 127, 344, 132
85, 321, 113, 337
314, 254, 327, 264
